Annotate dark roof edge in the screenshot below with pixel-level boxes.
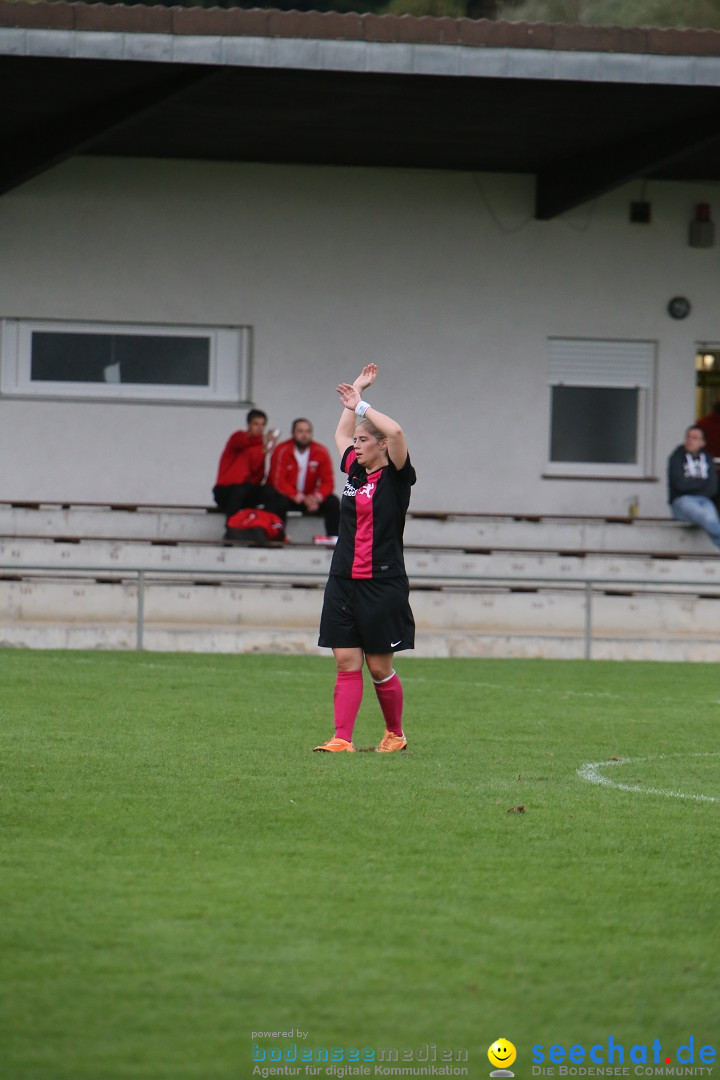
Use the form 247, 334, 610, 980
3, 0, 720, 56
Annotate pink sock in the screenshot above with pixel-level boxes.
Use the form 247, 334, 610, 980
334, 670, 363, 743
373, 671, 404, 736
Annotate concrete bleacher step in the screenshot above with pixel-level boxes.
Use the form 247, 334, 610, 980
0, 502, 320, 544
404, 514, 716, 556
2, 503, 720, 660
2, 502, 718, 556
0, 503, 223, 542
2, 626, 720, 661
1, 576, 719, 661
0, 537, 333, 582
2, 537, 720, 591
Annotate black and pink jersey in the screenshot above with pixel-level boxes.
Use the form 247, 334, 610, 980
329, 447, 416, 580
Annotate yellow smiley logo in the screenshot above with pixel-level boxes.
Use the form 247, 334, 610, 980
488, 1039, 517, 1070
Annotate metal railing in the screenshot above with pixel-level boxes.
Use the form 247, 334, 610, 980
2, 563, 720, 658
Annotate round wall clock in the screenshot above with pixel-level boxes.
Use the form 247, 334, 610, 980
667, 296, 691, 319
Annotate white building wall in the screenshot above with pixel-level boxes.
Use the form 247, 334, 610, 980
0, 155, 718, 515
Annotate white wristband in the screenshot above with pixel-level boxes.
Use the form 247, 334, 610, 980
355, 400, 372, 417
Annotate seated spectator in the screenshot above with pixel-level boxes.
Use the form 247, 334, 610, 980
213, 409, 277, 521
264, 418, 340, 538
667, 424, 720, 549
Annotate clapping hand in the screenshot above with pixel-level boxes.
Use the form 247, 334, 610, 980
353, 363, 378, 393
336, 383, 360, 412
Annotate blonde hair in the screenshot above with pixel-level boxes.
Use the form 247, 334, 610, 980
355, 417, 387, 443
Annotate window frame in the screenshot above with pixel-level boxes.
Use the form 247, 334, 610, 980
0, 318, 252, 405
544, 336, 656, 480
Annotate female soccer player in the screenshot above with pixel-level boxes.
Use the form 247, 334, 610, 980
314, 363, 416, 753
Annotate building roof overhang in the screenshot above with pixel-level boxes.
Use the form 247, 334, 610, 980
4, 1, 720, 218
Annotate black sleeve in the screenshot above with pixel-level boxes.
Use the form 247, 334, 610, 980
390, 453, 417, 487
668, 448, 687, 496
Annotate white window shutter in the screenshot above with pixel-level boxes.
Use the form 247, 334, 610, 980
548, 338, 655, 389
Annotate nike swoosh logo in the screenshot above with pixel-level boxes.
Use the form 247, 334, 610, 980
390, 640, 402, 648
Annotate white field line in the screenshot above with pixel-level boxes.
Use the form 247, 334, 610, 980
578, 753, 720, 804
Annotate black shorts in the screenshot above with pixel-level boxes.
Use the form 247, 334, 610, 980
318, 575, 415, 654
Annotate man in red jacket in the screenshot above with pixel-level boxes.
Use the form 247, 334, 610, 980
213, 409, 277, 521
264, 419, 340, 537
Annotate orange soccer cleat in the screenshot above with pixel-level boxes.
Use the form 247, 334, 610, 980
376, 730, 408, 753
313, 736, 356, 753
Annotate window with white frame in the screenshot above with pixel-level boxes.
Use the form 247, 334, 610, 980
0, 319, 251, 404
546, 338, 656, 478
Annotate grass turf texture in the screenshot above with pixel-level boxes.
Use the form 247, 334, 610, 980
0, 650, 718, 1080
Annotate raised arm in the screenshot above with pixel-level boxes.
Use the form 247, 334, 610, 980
336, 378, 408, 470
335, 399, 356, 457
334, 363, 378, 457
353, 363, 378, 394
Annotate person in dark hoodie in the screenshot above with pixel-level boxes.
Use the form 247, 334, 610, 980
667, 424, 720, 549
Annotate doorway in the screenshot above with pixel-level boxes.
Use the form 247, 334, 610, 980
695, 346, 720, 417
695, 345, 720, 466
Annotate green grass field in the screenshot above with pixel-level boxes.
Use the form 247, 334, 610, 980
1, 650, 718, 1080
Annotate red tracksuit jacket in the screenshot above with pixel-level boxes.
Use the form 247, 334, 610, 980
268, 440, 335, 500
215, 431, 265, 487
